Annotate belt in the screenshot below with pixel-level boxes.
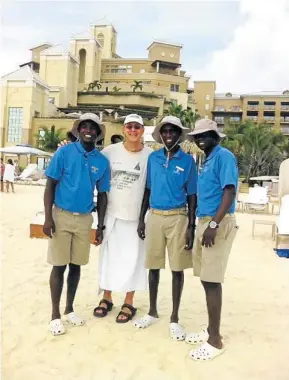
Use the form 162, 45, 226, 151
198, 213, 235, 222
150, 207, 187, 216
55, 207, 89, 216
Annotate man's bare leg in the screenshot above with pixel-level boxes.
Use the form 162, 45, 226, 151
148, 269, 160, 318
171, 270, 184, 323
64, 263, 81, 315
202, 280, 223, 349
50, 265, 66, 320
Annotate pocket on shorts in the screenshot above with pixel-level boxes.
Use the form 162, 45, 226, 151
217, 218, 238, 240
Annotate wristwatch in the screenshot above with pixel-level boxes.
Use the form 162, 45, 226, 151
208, 220, 219, 229
97, 225, 106, 231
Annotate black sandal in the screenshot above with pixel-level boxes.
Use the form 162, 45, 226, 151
93, 299, 113, 318
116, 303, 137, 324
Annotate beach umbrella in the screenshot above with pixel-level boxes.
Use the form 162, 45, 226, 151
0, 146, 52, 157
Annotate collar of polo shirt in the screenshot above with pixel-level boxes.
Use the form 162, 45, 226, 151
156, 147, 184, 160
74, 141, 99, 156
203, 145, 220, 161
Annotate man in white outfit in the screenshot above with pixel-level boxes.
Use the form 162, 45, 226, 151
93, 114, 153, 323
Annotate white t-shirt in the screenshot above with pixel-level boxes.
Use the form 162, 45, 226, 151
102, 143, 152, 221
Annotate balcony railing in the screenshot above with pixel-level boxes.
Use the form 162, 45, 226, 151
247, 105, 259, 111
230, 117, 241, 122
214, 106, 242, 112
230, 106, 242, 112
214, 117, 224, 124
280, 126, 289, 135
280, 117, 289, 123
263, 116, 275, 122
281, 105, 289, 111
247, 116, 258, 121
263, 105, 275, 111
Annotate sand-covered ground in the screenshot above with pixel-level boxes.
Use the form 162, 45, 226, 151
1, 186, 289, 380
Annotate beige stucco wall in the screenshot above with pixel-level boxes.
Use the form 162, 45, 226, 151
90, 25, 116, 59
193, 81, 216, 118
70, 39, 101, 88
77, 93, 164, 110
147, 44, 181, 64
39, 55, 78, 107
30, 44, 52, 63
1, 81, 49, 147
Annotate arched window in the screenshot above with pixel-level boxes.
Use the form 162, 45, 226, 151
79, 49, 86, 83
97, 33, 104, 47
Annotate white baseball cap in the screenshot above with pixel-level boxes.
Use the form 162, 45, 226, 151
124, 114, 144, 126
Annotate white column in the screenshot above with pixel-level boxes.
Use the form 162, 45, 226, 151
99, 111, 103, 122
156, 61, 159, 73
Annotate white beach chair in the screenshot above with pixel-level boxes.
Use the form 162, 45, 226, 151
15, 163, 38, 185
243, 186, 269, 213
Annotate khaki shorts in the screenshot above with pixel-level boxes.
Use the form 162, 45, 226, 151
193, 215, 238, 283
47, 207, 93, 266
145, 209, 193, 271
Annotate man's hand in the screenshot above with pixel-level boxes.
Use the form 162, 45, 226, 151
137, 220, 146, 240
202, 226, 217, 248
43, 218, 55, 238
94, 228, 103, 246
185, 226, 195, 250
57, 140, 70, 148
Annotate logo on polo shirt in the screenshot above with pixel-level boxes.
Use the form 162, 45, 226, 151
91, 166, 99, 173
134, 163, 140, 171
174, 166, 184, 175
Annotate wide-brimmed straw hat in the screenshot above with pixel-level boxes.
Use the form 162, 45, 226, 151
71, 113, 105, 142
187, 118, 225, 141
152, 115, 189, 144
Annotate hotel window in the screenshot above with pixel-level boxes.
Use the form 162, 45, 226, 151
48, 97, 55, 104
206, 94, 210, 100
97, 33, 104, 47
170, 84, 179, 92
205, 104, 210, 111
140, 69, 146, 73
110, 65, 132, 74
7, 107, 23, 143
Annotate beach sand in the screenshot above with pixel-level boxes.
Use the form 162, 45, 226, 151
1, 186, 289, 380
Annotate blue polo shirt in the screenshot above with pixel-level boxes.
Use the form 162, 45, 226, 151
197, 145, 238, 217
146, 148, 197, 210
45, 142, 110, 214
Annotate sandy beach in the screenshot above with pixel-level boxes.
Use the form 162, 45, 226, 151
1, 185, 289, 380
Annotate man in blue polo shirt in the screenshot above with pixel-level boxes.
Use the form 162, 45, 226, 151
43, 113, 110, 336
185, 119, 238, 361
133, 116, 197, 341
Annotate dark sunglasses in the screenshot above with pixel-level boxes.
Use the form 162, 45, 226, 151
125, 125, 142, 130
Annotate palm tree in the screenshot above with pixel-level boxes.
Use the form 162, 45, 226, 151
112, 86, 121, 92
221, 121, 286, 181
35, 126, 65, 152
165, 103, 200, 129
88, 80, 102, 91
131, 80, 143, 93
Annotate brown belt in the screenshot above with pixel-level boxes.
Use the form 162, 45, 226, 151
198, 214, 235, 222
150, 207, 187, 216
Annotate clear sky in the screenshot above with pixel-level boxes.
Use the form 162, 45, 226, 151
1, 0, 289, 93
